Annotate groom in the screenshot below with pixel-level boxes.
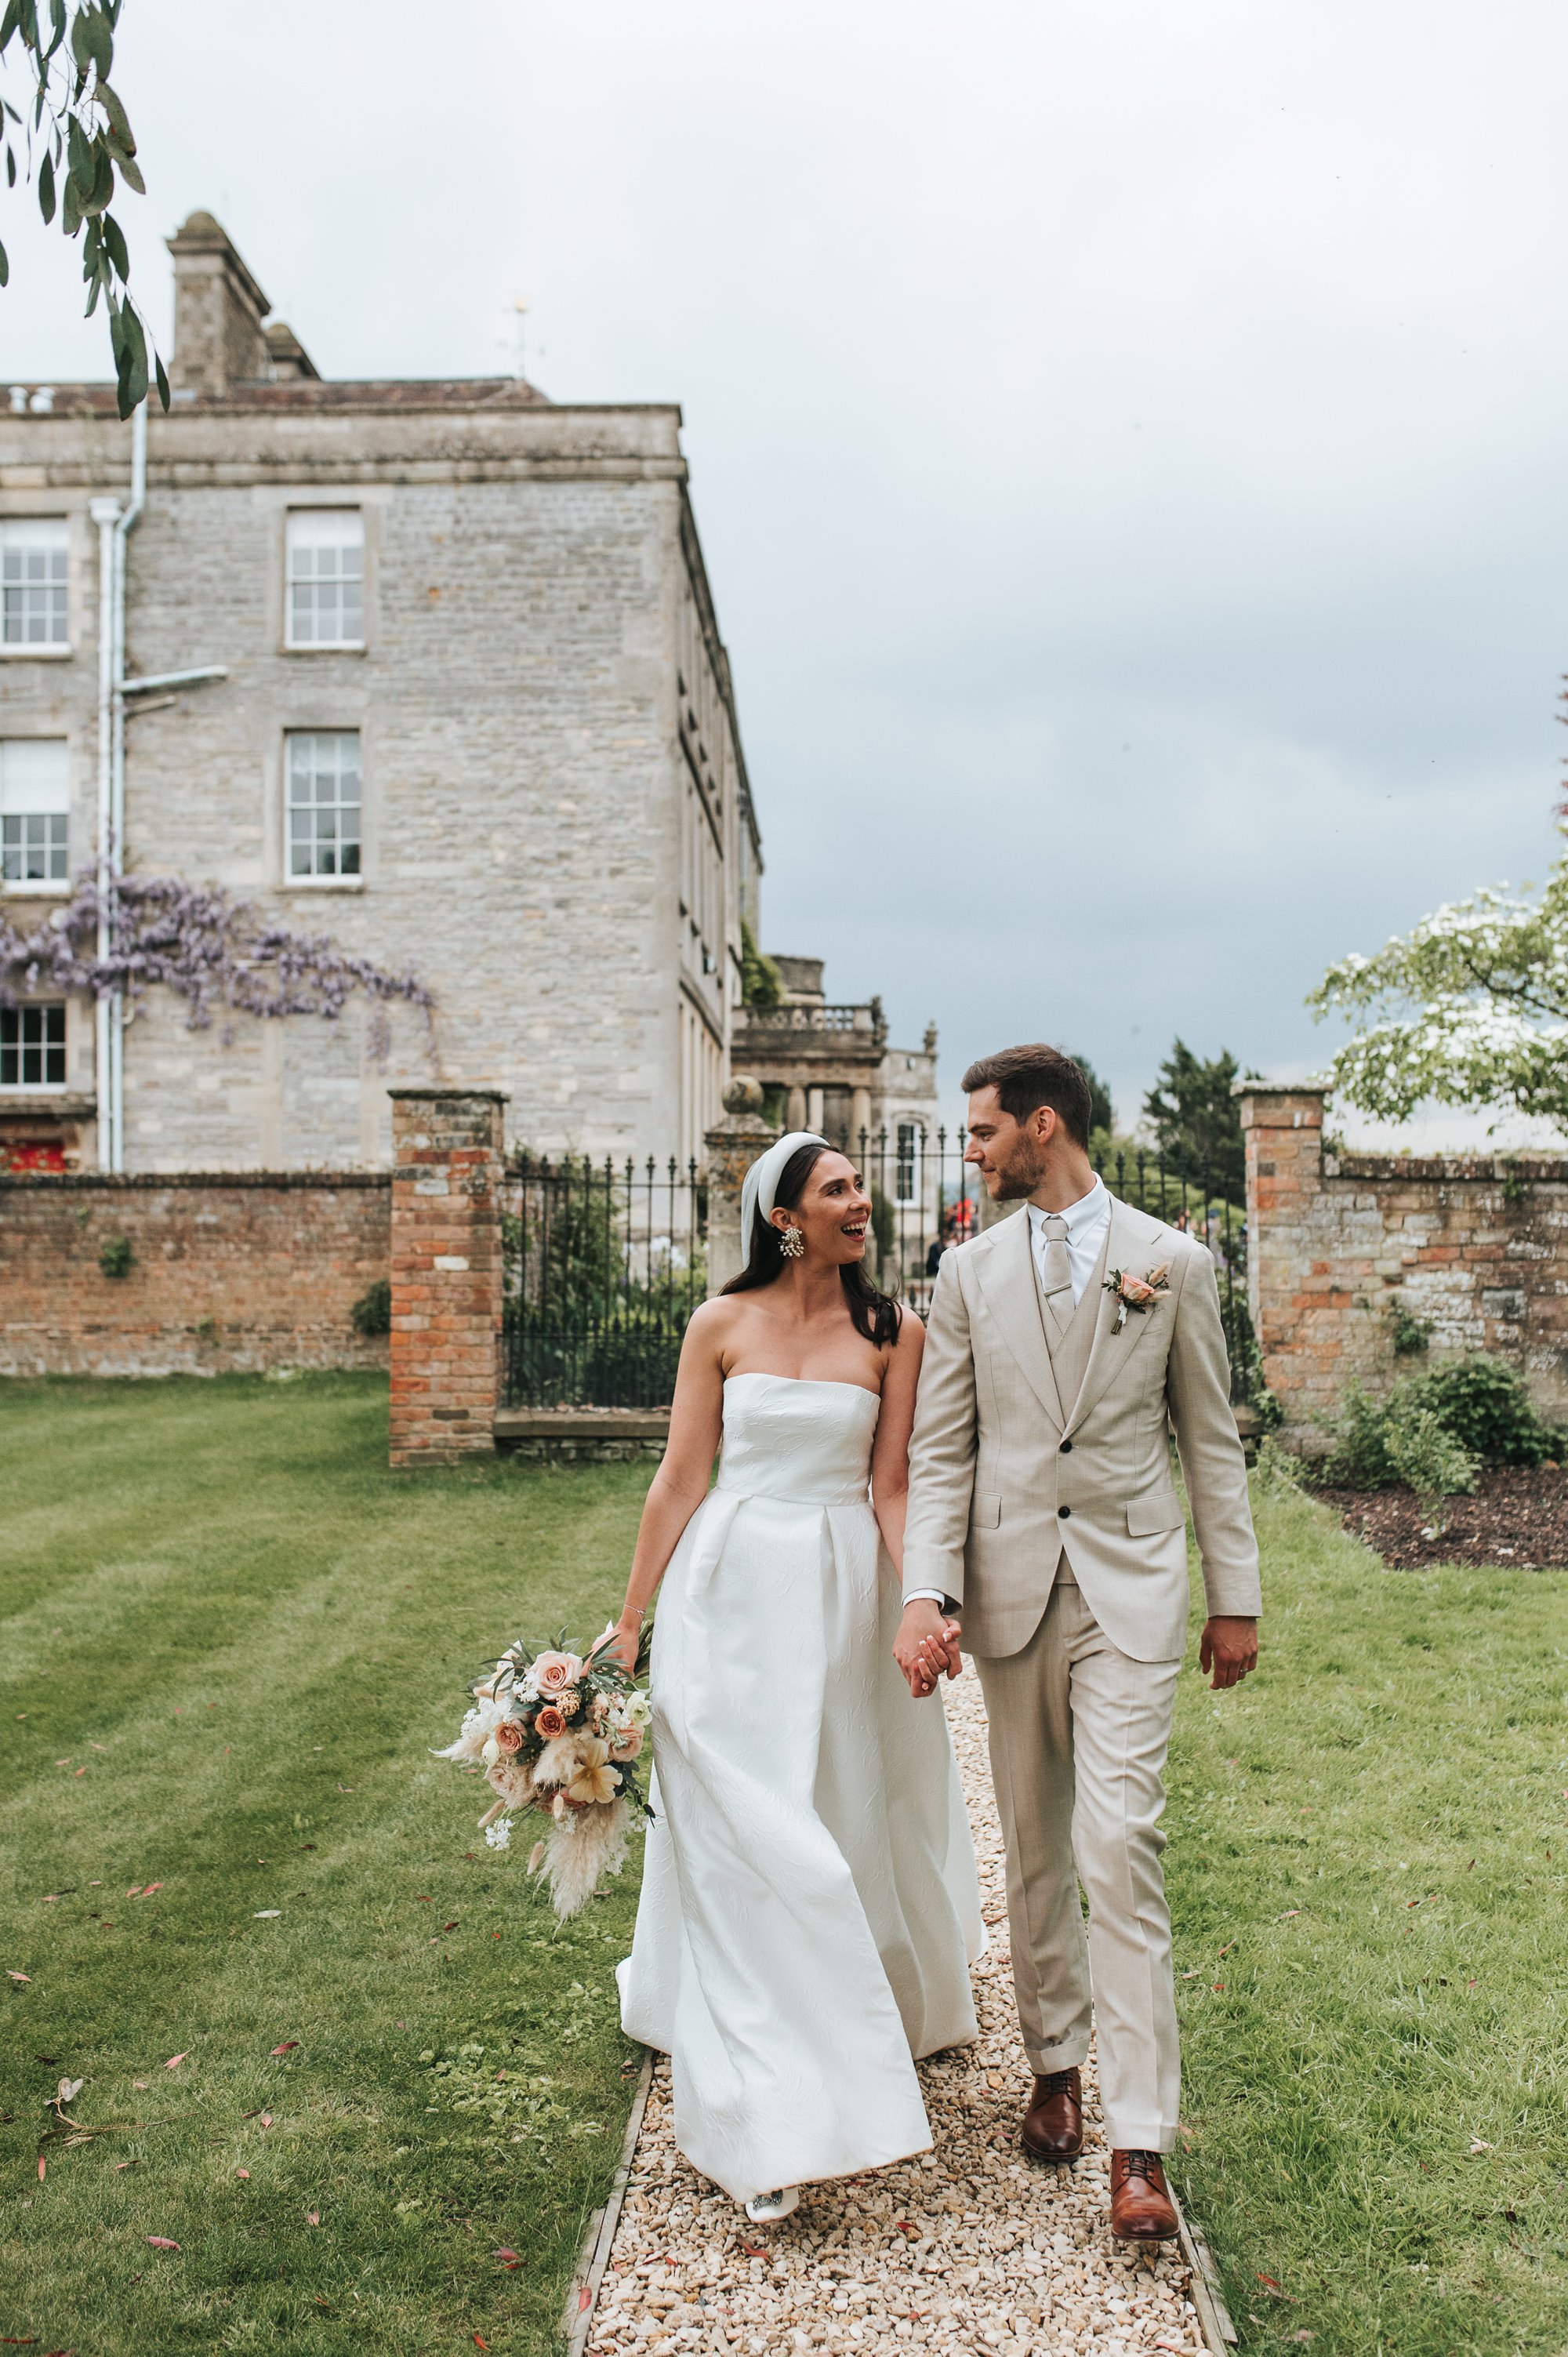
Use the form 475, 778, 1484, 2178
896, 1044, 1261, 2242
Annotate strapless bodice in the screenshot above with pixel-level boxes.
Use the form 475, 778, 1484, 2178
713, 1372, 879, 1506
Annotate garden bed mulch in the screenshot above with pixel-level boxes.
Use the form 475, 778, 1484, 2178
1311, 1465, 1568, 1569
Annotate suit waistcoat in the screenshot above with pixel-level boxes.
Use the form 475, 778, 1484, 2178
1032, 1226, 1112, 1586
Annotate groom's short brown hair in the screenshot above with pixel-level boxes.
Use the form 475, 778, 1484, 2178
960, 1044, 1094, 1149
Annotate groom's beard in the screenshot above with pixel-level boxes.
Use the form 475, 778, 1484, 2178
989, 1139, 1050, 1201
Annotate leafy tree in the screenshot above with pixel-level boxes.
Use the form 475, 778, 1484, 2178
1309, 847, 1568, 1131
1067, 1051, 1113, 1140
739, 918, 780, 1009
1142, 1039, 1246, 1200
1, 0, 166, 416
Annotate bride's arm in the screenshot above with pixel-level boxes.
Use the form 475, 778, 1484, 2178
869, 1307, 925, 1583
599, 1301, 728, 1671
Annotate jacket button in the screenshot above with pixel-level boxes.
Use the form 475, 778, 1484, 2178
1059, 1439, 1073, 1453
1058, 1504, 1071, 1518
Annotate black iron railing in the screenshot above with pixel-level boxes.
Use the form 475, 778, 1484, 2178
501, 1135, 1258, 1410
503, 1156, 707, 1409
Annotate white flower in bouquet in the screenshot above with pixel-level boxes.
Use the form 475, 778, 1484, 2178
485, 1817, 513, 1850
432, 1692, 511, 1763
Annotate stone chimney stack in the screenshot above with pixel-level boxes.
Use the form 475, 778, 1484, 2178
166, 211, 272, 394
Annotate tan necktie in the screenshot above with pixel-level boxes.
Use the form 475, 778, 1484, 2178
1039, 1213, 1073, 1340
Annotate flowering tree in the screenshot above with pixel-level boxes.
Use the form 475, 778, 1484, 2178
1, 871, 434, 1055
1, 0, 166, 415
1308, 850, 1568, 1131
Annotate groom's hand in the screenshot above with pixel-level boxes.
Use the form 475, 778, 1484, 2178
895, 1600, 962, 1697
1200, 1615, 1258, 1691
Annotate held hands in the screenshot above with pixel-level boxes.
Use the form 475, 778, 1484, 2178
895, 1600, 963, 1699
1199, 1614, 1258, 1691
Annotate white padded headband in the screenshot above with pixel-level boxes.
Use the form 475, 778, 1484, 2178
740, 1130, 831, 1262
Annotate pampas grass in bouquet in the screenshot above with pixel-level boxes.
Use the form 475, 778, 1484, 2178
434, 1624, 652, 1919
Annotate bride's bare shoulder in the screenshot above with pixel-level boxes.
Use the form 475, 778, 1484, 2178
681, 1295, 752, 1353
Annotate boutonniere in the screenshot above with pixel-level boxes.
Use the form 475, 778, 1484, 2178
1103, 1262, 1171, 1333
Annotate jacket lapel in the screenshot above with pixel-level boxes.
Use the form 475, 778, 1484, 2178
976, 1208, 1065, 1430
1065, 1195, 1167, 1433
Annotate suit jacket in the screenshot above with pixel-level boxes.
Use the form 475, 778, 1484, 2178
903, 1193, 1261, 1664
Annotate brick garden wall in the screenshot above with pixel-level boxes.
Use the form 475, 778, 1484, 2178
1242, 1086, 1568, 1437
0, 1171, 390, 1377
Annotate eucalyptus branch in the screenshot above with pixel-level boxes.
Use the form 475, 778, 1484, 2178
0, 0, 168, 415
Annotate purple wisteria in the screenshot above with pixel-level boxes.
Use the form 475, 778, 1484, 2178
0, 871, 435, 1050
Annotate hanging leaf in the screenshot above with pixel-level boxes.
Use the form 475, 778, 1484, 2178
0, 235, 7, 288
37, 144, 54, 221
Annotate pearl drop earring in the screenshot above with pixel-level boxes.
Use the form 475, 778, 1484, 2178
779, 1224, 805, 1259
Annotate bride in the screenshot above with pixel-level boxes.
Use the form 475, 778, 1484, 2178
603, 1130, 983, 2223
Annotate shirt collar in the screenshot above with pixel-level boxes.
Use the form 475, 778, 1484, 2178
1028, 1176, 1109, 1239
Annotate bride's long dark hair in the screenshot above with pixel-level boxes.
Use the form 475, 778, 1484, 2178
721, 1139, 900, 1348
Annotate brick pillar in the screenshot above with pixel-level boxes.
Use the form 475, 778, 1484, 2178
388, 1085, 508, 1467
705, 1075, 777, 1296
1239, 1084, 1327, 1414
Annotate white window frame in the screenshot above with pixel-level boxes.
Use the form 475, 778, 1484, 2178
895, 1119, 924, 1205
285, 510, 365, 651
0, 739, 71, 891
0, 1000, 67, 1092
284, 729, 363, 885
0, 518, 71, 653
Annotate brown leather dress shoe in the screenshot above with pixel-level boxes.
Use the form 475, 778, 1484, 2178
1109, 2148, 1179, 2241
1020, 2067, 1083, 2161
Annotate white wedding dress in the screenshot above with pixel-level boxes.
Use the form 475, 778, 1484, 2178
618, 1371, 984, 2204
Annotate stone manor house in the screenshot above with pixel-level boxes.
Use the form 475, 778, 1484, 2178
0, 212, 936, 1189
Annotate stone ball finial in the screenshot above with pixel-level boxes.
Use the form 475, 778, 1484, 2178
722, 1073, 765, 1116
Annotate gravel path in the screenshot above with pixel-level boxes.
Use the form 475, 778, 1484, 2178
586, 1671, 1207, 2355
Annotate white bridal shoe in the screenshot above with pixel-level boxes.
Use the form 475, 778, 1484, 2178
743, 2186, 800, 2224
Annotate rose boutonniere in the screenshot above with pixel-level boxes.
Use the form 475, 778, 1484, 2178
1103, 1262, 1171, 1333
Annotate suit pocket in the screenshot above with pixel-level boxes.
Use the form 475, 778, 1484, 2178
968, 1491, 1001, 1529
1126, 1488, 1185, 1538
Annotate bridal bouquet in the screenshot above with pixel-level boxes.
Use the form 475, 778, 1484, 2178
434, 1628, 653, 1919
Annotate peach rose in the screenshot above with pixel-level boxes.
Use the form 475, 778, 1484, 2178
493, 1720, 525, 1755
534, 1705, 567, 1739
608, 1722, 644, 1761
1120, 1273, 1156, 1306
533, 1651, 583, 1694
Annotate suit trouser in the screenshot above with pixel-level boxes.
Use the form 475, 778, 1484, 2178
974, 1574, 1181, 2153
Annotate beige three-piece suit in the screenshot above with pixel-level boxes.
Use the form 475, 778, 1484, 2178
904, 1193, 1261, 2151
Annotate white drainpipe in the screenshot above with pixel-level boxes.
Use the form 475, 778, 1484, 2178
107, 404, 147, 1173
88, 490, 122, 1172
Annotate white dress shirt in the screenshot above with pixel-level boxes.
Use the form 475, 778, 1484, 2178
906, 1176, 1112, 1613
1025, 1176, 1112, 1308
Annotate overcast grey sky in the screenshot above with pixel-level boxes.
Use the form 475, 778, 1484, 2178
5, 0, 1565, 1140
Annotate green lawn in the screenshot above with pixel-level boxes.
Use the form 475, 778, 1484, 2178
1171, 1475, 1568, 2357
5, 1382, 1565, 2357
0, 1376, 650, 2357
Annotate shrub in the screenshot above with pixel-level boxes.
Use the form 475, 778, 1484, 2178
1385, 1302, 1432, 1356
1406, 1355, 1564, 1467
350, 1278, 392, 1336
98, 1234, 135, 1280
1251, 1434, 1305, 1497
1319, 1382, 1400, 1488
1381, 1396, 1479, 1527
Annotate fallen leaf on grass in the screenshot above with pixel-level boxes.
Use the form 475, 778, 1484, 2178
269, 2042, 299, 2056
1277, 1908, 1301, 1919
56, 2077, 82, 2104
1469, 2139, 1493, 2155
8, 1971, 31, 1984
1257, 2275, 1291, 2297
146, 2236, 181, 2251
441, 1921, 459, 1932
253, 1911, 281, 1920
163, 2054, 189, 2070
235, 2168, 250, 2180
131, 2081, 148, 2091
306, 2210, 319, 2226
37, 2156, 45, 2181
493, 2246, 520, 2269
260, 2113, 274, 2128
474, 2338, 491, 2351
